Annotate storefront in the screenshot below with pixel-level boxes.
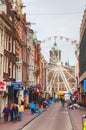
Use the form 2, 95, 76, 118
8, 82, 23, 105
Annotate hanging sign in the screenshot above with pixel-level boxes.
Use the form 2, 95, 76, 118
84, 80, 86, 91
0, 82, 6, 91
11, 82, 22, 86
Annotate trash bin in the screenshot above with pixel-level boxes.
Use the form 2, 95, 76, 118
82, 115, 86, 130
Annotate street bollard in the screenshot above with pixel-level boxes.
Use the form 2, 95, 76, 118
82, 115, 86, 130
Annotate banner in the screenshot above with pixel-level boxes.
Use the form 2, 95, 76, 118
0, 82, 6, 91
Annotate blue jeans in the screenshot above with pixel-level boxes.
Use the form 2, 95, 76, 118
18, 112, 22, 121
13, 112, 16, 121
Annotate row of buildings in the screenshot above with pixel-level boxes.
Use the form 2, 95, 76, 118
76, 9, 86, 104
0, 0, 48, 117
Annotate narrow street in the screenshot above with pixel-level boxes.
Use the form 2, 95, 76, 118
22, 103, 72, 130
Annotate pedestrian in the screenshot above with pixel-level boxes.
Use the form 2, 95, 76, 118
18, 103, 24, 121
60, 97, 65, 107
12, 103, 18, 122
29, 101, 36, 114
38, 95, 42, 108
42, 99, 48, 108
9, 103, 13, 121
2, 104, 10, 123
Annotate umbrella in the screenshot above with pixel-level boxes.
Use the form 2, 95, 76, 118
56, 91, 65, 96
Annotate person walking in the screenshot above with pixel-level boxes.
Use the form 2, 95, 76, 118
38, 95, 42, 108
2, 104, 10, 123
60, 97, 65, 107
9, 103, 13, 121
12, 103, 18, 122
18, 103, 24, 121
29, 101, 36, 114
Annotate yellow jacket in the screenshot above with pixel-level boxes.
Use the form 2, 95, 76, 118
18, 105, 24, 112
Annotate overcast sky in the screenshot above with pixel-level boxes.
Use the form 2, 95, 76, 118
22, 0, 86, 65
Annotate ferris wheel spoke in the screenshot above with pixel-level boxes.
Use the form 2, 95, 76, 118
59, 71, 69, 91
48, 66, 58, 74
60, 66, 75, 80
64, 70, 76, 80
49, 70, 58, 92
48, 71, 57, 92
60, 68, 72, 91
62, 65, 75, 72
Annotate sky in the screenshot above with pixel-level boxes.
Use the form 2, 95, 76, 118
22, 0, 86, 65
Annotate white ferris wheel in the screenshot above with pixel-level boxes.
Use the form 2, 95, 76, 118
41, 35, 78, 93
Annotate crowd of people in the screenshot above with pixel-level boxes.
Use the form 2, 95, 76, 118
2, 100, 24, 123
2, 95, 65, 123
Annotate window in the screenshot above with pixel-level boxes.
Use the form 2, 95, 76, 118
9, 37, 12, 52
4, 56, 8, 73
0, 28, 3, 46
13, 64, 15, 79
13, 40, 15, 54
0, 54, 2, 75
9, 62, 12, 78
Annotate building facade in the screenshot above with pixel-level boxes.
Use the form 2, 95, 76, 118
79, 9, 86, 103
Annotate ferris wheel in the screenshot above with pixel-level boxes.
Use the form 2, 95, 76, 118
41, 35, 78, 93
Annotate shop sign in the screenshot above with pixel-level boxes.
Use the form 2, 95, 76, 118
0, 82, 6, 91
11, 82, 22, 86
84, 80, 86, 91
14, 86, 23, 90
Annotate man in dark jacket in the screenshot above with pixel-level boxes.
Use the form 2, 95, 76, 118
12, 103, 18, 122
2, 104, 10, 123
